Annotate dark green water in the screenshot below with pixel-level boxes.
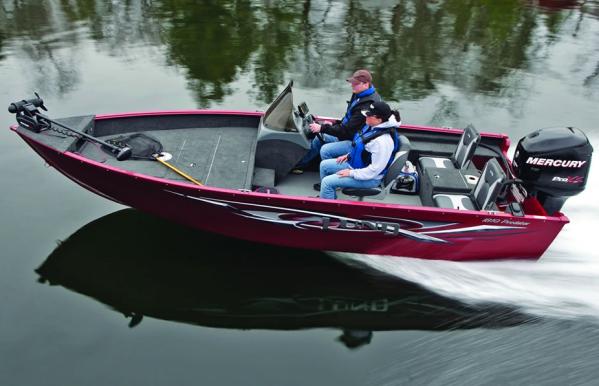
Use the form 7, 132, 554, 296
1, 1, 599, 385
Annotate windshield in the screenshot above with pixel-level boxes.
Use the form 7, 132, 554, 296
262, 81, 296, 132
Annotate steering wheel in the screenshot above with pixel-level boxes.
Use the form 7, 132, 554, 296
304, 113, 325, 143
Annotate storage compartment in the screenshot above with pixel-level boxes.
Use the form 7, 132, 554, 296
419, 167, 478, 207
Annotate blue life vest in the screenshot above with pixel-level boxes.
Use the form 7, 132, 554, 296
341, 86, 376, 125
348, 124, 400, 176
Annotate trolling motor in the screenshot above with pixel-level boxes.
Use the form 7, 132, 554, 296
8, 94, 132, 161
8, 94, 47, 129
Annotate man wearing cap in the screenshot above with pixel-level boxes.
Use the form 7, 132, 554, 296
318, 101, 401, 200
292, 69, 381, 173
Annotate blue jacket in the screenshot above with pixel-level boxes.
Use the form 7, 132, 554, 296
320, 86, 381, 141
348, 120, 400, 178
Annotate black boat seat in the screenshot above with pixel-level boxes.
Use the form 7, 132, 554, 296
433, 158, 505, 211
419, 124, 481, 171
342, 135, 411, 200
342, 186, 381, 197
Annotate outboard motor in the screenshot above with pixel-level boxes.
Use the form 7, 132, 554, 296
513, 127, 593, 215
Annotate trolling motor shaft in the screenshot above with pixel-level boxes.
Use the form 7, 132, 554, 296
8, 95, 132, 161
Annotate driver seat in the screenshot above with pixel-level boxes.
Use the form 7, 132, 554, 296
341, 135, 411, 201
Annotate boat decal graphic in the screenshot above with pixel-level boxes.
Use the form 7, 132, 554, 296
164, 190, 366, 221
164, 191, 454, 243
422, 224, 526, 235
163, 191, 522, 244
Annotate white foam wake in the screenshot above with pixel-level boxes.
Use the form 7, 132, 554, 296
331, 196, 599, 321
334, 251, 599, 320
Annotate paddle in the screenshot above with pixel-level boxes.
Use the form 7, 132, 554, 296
153, 154, 204, 186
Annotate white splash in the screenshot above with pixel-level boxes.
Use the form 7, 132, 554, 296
333, 248, 599, 321
332, 140, 599, 321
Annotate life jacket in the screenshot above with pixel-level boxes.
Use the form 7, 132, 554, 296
347, 124, 400, 176
341, 86, 377, 125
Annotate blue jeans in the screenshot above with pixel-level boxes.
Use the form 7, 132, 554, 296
296, 134, 339, 168
319, 159, 382, 199
321, 140, 352, 161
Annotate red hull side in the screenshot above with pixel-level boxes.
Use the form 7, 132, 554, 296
18, 133, 567, 261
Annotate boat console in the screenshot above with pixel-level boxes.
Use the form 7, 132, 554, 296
254, 81, 314, 184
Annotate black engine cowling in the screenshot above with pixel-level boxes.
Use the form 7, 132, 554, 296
513, 127, 593, 215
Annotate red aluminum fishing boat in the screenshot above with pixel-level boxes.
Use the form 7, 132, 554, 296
8, 83, 593, 260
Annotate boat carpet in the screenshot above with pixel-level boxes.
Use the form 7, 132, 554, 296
78, 126, 258, 190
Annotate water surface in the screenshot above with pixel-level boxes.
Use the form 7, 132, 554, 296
1, 1, 599, 385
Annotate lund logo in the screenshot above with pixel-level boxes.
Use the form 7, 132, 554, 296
322, 217, 403, 235
526, 157, 586, 168
552, 176, 584, 183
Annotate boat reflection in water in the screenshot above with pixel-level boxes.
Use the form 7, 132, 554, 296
36, 209, 534, 349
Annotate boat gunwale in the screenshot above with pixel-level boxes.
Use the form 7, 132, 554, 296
94, 109, 511, 138
95, 109, 264, 120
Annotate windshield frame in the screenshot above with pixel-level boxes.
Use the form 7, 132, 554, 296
262, 81, 297, 132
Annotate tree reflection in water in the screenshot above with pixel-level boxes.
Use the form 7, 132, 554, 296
1, 0, 597, 108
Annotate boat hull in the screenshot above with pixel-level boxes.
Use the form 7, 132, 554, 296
17, 124, 567, 261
